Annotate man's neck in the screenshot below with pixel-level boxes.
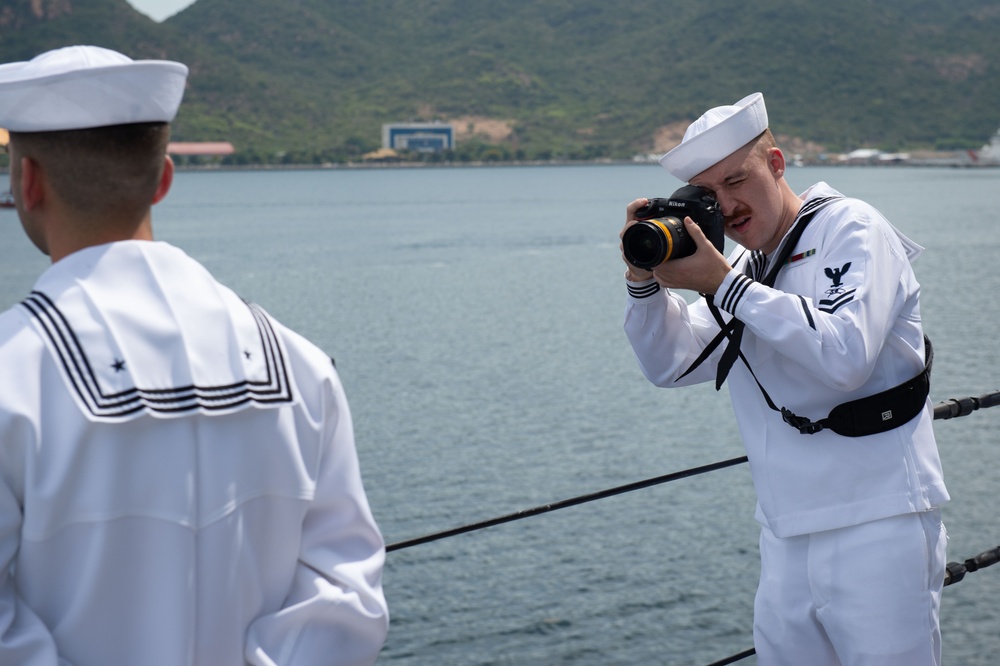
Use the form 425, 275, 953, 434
762, 188, 805, 258
48, 213, 154, 263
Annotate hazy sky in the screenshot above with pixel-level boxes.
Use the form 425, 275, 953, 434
127, 0, 198, 22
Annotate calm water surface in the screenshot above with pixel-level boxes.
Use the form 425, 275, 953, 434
1, 164, 997, 664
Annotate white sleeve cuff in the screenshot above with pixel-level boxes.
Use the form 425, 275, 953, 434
625, 275, 660, 300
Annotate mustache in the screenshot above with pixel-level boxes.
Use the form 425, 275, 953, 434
724, 206, 752, 225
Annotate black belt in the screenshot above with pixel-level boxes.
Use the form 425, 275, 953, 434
779, 336, 933, 437
702, 291, 933, 437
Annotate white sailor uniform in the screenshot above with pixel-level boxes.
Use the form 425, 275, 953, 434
624, 182, 949, 665
0, 241, 388, 665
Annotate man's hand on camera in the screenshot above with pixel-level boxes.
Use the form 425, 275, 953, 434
651, 217, 732, 295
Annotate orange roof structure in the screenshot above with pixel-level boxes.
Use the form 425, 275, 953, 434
167, 141, 235, 156
1, 134, 233, 155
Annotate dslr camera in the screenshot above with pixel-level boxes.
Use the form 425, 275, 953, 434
622, 185, 725, 270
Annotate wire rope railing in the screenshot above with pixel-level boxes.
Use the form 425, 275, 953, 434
386, 456, 748, 552
386, 390, 1000, 665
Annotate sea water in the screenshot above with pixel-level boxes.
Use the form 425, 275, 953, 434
0, 164, 997, 665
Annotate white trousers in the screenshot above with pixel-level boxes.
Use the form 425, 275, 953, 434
754, 510, 946, 666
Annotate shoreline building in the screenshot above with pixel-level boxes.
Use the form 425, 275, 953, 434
382, 122, 454, 153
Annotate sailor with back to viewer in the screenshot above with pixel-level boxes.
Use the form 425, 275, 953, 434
0, 45, 388, 664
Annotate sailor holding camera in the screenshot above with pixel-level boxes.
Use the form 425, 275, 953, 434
620, 93, 948, 665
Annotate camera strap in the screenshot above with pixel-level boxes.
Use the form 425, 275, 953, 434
682, 195, 934, 437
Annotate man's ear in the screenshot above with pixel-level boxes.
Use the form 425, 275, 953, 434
768, 147, 787, 178
151, 155, 174, 204
19, 156, 44, 211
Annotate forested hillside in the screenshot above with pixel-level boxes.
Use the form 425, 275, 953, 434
2, 0, 998, 163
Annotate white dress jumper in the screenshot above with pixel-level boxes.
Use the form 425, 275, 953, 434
0, 241, 388, 665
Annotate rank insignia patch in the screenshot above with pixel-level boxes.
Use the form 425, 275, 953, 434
819, 262, 856, 313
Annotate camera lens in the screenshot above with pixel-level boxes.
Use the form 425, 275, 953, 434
623, 223, 666, 268
623, 217, 691, 269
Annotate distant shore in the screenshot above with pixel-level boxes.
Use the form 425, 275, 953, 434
3, 153, 998, 177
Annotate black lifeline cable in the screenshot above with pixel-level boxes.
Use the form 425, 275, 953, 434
387, 390, 1000, 552
386, 456, 748, 552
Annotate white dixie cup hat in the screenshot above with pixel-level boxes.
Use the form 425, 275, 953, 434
658, 92, 769, 182
0, 45, 188, 132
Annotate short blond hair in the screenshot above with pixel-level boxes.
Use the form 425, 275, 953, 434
753, 128, 777, 158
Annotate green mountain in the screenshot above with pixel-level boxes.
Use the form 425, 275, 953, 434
2, 0, 999, 163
